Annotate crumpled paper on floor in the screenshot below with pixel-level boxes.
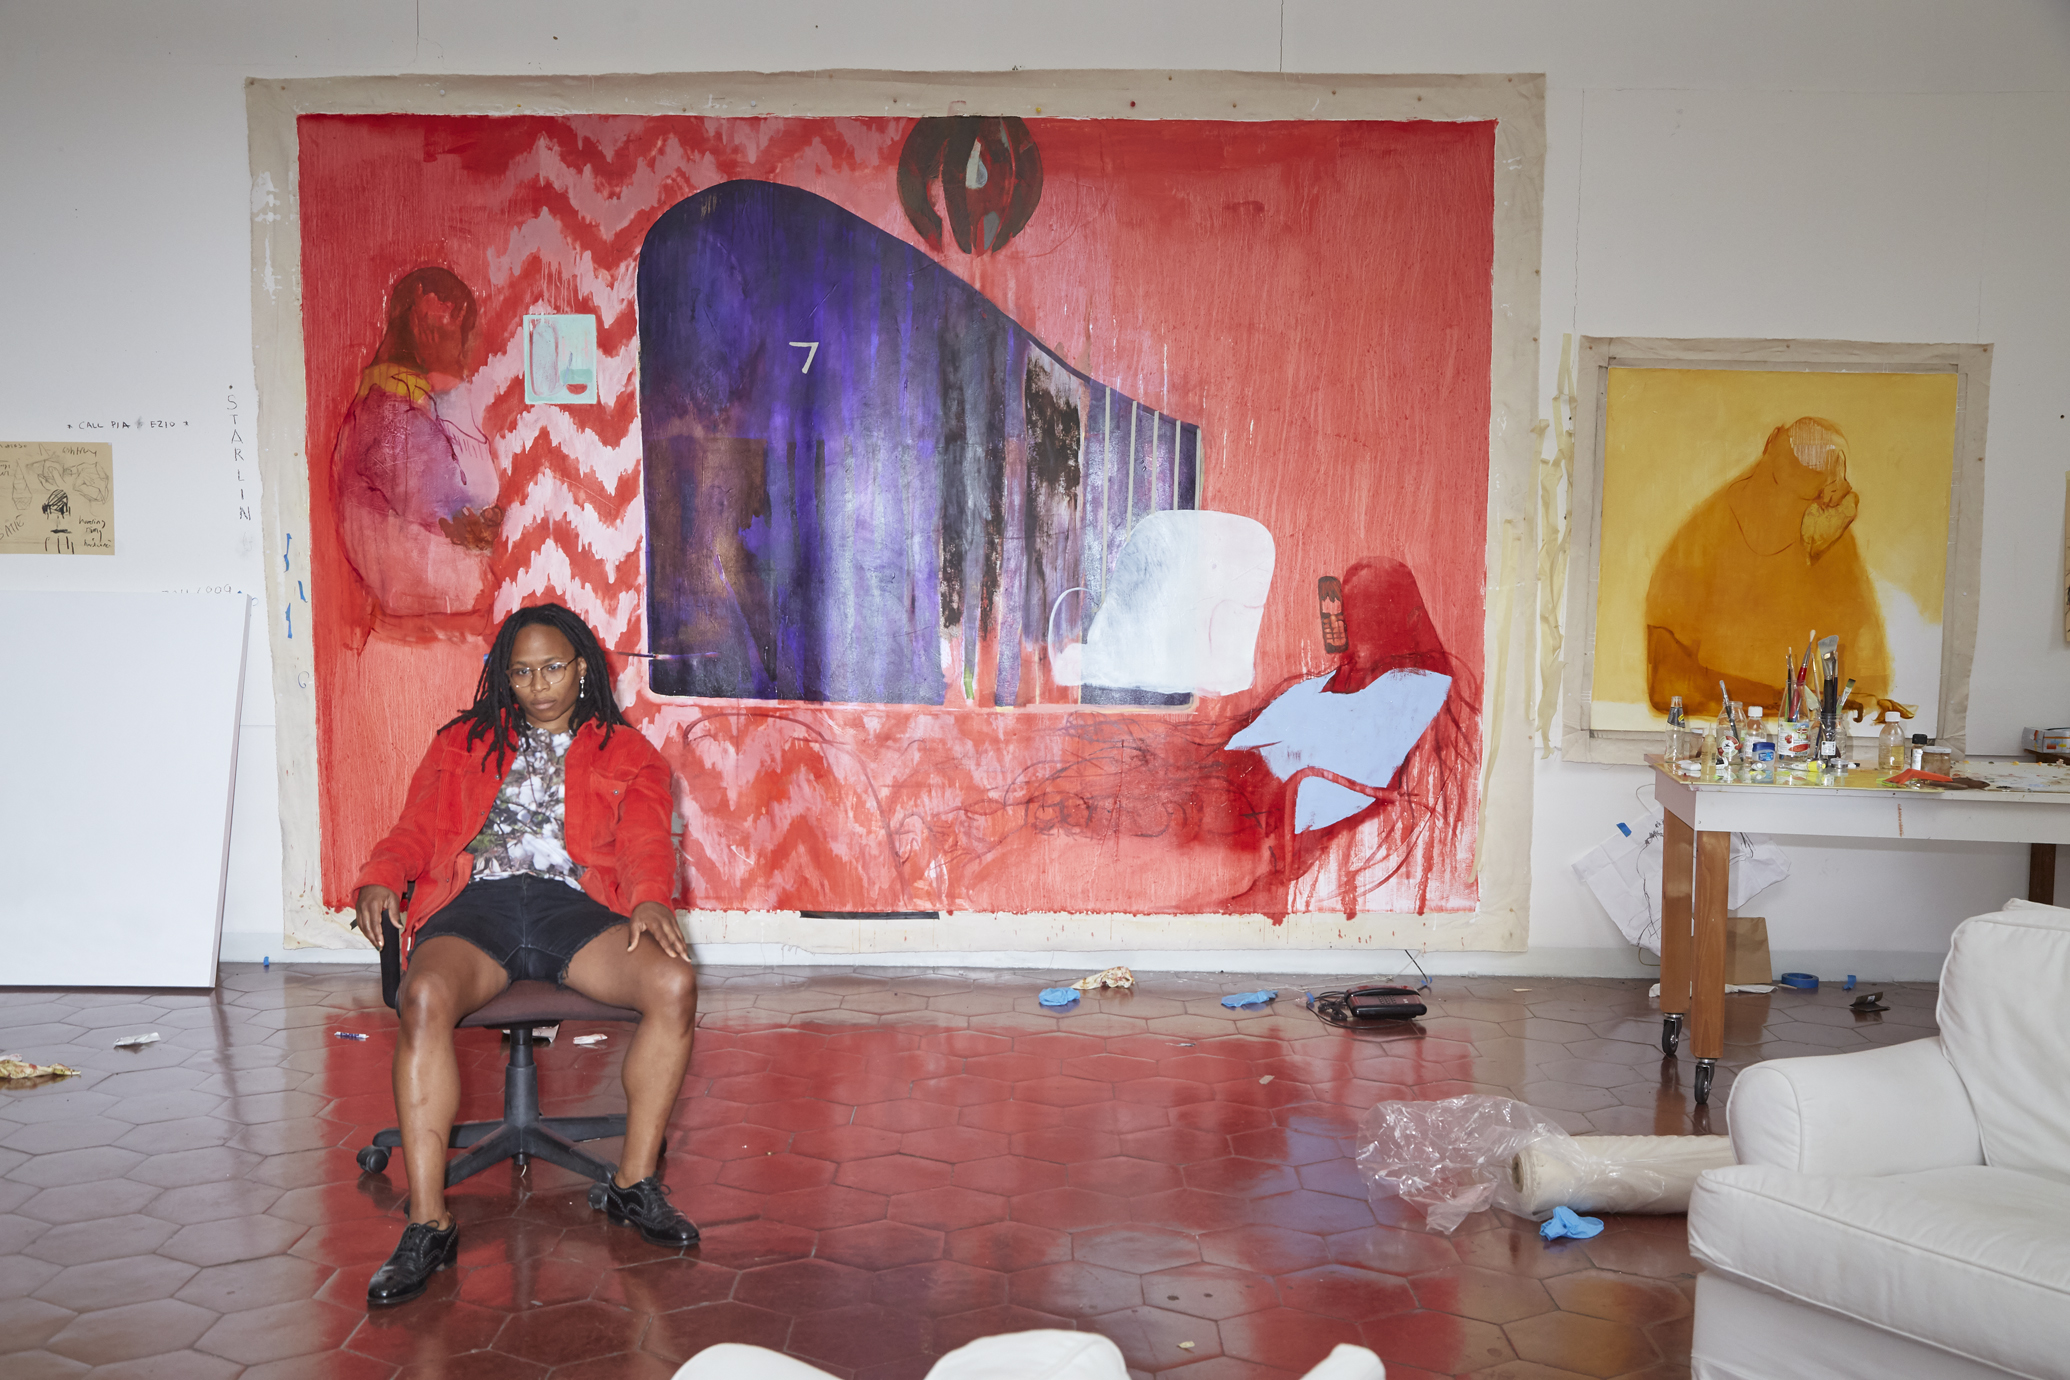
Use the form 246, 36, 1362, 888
1072, 966, 1135, 991
1, 1053, 81, 1083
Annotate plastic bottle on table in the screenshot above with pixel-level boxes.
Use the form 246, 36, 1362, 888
1878, 712, 1906, 770
1746, 706, 1775, 783
1715, 703, 1743, 780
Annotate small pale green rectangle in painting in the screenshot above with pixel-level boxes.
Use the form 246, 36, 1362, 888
0, 442, 114, 555
523, 314, 598, 405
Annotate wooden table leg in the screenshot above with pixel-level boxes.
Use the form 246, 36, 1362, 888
2030, 842, 2057, 905
1658, 812, 1694, 1055
1691, 828, 1731, 1102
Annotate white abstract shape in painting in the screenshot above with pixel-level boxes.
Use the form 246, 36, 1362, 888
1054, 510, 1275, 695
1228, 668, 1453, 831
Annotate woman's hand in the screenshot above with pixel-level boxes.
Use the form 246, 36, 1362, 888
354, 885, 400, 949
627, 901, 690, 962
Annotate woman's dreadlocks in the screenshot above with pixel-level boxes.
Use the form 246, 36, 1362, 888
445, 603, 628, 773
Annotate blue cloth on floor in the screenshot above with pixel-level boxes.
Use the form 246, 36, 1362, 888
1038, 987, 1081, 1007
1220, 989, 1277, 1008
1539, 1206, 1604, 1240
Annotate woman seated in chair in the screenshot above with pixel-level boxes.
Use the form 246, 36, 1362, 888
353, 602, 697, 1305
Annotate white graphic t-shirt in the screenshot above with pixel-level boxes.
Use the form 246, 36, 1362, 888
467, 726, 584, 888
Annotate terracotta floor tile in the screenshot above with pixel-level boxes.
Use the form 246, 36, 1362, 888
956, 1100, 1060, 1135
642, 1300, 791, 1362
342, 1298, 505, 1364
734, 1257, 873, 1313
887, 1185, 1010, 1232
868, 1259, 1007, 1316
0, 966, 1950, 1377
1361, 1307, 1517, 1373
1274, 1264, 1417, 1322
1544, 1269, 1692, 1326
31, 1255, 197, 1313
900, 1125, 1010, 1164
1010, 1186, 1130, 1232
929, 1302, 1075, 1354
1057, 1100, 1172, 1134
834, 1153, 955, 1196
951, 1154, 1066, 1196
1086, 1302, 1225, 1369
1140, 1261, 1280, 1322
1072, 1223, 1201, 1274
1220, 1305, 1364, 1366
1197, 1224, 1329, 1276
817, 1220, 946, 1270
946, 1221, 1073, 1272
1184, 1157, 1299, 1199
193, 1298, 363, 1365
1129, 1188, 1254, 1235
1067, 1156, 1183, 1197
492, 1298, 648, 1367
789, 1303, 932, 1371
1008, 1260, 1145, 1319
43, 1296, 217, 1365
1505, 1310, 1662, 1377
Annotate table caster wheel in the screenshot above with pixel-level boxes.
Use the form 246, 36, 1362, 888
1694, 1059, 1717, 1104
356, 1145, 390, 1174
1661, 1014, 1684, 1056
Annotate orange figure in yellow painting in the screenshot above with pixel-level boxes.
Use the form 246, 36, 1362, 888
1644, 417, 1892, 719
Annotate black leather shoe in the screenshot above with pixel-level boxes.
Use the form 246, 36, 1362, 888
598, 1175, 699, 1247
366, 1219, 458, 1306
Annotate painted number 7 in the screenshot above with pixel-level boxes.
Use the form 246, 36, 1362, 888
789, 341, 819, 374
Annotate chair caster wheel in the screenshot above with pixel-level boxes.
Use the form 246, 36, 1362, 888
1694, 1060, 1716, 1104
357, 1146, 390, 1174
588, 1181, 610, 1210
1661, 1014, 1684, 1056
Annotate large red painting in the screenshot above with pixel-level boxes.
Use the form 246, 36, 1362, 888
298, 113, 1494, 921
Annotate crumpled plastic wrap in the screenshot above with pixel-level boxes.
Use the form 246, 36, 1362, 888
1356, 1094, 1707, 1234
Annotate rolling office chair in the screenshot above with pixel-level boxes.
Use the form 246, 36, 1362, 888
355, 895, 645, 1194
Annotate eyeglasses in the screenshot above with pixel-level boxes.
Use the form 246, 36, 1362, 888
509, 661, 573, 687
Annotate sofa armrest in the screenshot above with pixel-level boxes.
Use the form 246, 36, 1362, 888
1727, 1035, 1983, 1175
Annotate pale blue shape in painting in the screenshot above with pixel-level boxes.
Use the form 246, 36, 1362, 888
524, 314, 599, 405
1227, 668, 1452, 832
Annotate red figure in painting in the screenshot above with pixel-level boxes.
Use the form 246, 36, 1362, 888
333, 267, 504, 620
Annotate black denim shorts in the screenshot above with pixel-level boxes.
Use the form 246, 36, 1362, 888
412, 875, 625, 984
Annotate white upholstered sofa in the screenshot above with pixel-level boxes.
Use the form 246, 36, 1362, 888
1688, 899, 2070, 1380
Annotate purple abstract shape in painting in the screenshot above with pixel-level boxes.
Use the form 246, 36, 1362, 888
637, 180, 1199, 706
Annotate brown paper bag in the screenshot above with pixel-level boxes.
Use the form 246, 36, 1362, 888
1725, 916, 1772, 986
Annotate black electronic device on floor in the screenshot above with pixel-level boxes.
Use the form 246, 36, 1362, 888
1307, 984, 1428, 1028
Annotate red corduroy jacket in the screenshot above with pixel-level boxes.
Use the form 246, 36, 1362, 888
353, 717, 680, 966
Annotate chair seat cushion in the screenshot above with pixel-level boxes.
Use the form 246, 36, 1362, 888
1690, 1163, 2070, 1378
459, 980, 641, 1028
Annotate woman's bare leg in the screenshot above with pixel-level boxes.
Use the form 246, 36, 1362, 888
392, 936, 510, 1225
562, 928, 697, 1185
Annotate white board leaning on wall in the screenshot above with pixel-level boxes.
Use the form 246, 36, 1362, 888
0, 591, 247, 988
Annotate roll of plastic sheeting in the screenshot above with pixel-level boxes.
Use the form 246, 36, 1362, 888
1510, 1134, 1736, 1216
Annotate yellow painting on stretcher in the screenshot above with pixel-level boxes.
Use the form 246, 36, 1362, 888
1591, 368, 1958, 736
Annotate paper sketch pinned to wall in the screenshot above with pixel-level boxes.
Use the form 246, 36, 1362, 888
523, 314, 598, 405
0, 442, 113, 555
1051, 511, 1275, 697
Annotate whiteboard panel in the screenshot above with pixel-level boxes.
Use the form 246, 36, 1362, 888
1, 592, 247, 987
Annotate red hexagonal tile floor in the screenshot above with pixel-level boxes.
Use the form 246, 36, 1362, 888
0, 965, 1943, 1376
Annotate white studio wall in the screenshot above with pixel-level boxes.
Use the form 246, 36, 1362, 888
0, 592, 248, 987
3, 1, 2067, 978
